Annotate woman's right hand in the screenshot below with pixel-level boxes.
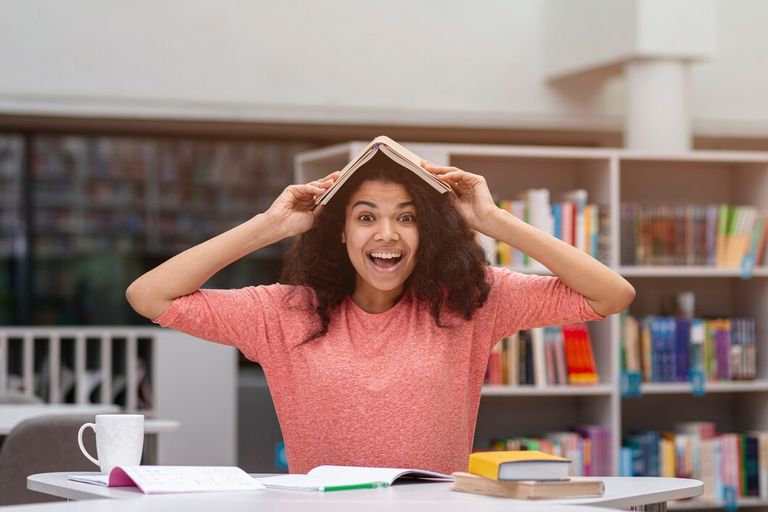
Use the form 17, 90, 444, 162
265, 171, 340, 238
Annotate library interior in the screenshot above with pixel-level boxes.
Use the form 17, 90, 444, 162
1, 1, 768, 511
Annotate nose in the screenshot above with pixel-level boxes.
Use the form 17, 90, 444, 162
374, 219, 400, 241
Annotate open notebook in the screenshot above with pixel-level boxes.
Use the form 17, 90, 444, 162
257, 465, 452, 492
68, 466, 264, 494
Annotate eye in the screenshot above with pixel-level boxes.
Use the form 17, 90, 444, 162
399, 213, 416, 223
357, 213, 375, 223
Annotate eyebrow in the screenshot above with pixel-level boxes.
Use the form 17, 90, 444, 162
351, 200, 415, 210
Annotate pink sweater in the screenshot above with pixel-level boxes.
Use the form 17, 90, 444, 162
154, 266, 603, 474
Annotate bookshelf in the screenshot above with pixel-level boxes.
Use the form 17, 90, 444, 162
296, 141, 768, 510
0, 136, 23, 325
0, 133, 313, 325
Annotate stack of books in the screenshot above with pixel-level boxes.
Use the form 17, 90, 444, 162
451, 450, 605, 500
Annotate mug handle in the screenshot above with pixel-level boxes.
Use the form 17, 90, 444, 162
77, 423, 99, 466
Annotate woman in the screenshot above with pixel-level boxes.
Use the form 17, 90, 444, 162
126, 153, 634, 474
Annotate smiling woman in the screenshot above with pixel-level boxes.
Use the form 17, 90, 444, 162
125, 140, 633, 475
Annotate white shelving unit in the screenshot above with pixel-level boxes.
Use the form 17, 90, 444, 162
296, 141, 768, 511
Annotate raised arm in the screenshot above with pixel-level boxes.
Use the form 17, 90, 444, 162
422, 162, 635, 317
126, 172, 339, 320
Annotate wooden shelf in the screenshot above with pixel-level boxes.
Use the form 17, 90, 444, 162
619, 266, 768, 278
481, 384, 613, 397
633, 380, 768, 395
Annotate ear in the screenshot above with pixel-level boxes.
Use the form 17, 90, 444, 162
341, 232, 346, 244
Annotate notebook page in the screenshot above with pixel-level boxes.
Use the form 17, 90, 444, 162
119, 466, 264, 493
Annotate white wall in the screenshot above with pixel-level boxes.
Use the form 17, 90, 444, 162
0, 0, 766, 137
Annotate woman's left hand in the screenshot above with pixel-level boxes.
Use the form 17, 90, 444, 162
421, 161, 497, 232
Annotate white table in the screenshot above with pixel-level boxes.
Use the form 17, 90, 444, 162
0, 491, 630, 512
28, 473, 703, 511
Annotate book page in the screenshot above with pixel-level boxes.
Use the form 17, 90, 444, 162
315, 136, 451, 206
258, 465, 451, 491
308, 465, 451, 485
119, 466, 264, 494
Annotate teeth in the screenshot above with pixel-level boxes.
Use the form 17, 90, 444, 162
370, 252, 402, 259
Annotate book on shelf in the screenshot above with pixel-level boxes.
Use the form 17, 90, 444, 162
450, 471, 604, 499
256, 465, 451, 492
313, 135, 452, 206
68, 466, 264, 494
485, 323, 598, 387
494, 189, 604, 267
621, 202, 768, 268
468, 450, 570, 481
622, 424, 768, 502
621, 314, 757, 383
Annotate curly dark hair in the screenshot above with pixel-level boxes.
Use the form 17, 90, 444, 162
280, 152, 491, 341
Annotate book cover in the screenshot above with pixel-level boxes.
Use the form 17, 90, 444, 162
314, 136, 452, 206
468, 450, 570, 481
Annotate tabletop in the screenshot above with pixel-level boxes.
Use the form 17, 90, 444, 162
28, 473, 703, 509
0, 404, 179, 435
0, 491, 631, 512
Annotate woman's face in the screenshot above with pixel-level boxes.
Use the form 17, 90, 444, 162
343, 180, 419, 306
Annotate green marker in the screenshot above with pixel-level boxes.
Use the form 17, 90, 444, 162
321, 482, 390, 492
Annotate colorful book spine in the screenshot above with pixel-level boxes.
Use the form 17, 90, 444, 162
486, 324, 598, 387
623, 424, 768, 502
620, 202, 768, 268
495, 189, 605, 268
620, 315, 757, 384
486, 427, 609, 477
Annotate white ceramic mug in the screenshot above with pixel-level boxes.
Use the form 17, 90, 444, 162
78, 414, 144, 474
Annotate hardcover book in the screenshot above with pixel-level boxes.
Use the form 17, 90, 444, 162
451, 472, 604, 499
314, 135, 452, 206
468, 450, 571, 481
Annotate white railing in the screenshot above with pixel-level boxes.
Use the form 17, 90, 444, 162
0, 327, 155, 413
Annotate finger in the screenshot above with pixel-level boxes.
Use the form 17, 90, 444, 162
290, 183, 327, 197
421, 161, 461, 175
316, 170, 341, 183
307, 179, 333, 189
435, 171, 473, 186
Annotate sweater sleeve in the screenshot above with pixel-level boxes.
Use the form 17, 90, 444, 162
151, 284, 308, 364
488, 266, 605, 341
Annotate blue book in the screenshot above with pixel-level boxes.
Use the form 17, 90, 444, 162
552, 202, 562, 241
674, 318, 691, 382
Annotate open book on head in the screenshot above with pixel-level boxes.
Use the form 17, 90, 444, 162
256, 465, 452, 492
68, 466, 264, 494
314, 135, 453, 206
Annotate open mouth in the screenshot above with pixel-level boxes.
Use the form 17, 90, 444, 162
367, 250, 404, 270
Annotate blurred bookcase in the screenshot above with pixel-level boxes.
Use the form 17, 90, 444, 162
0, 133, 315, 325
297, 141, 768, 510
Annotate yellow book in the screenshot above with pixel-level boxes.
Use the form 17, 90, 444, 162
468, 450, 570, 481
